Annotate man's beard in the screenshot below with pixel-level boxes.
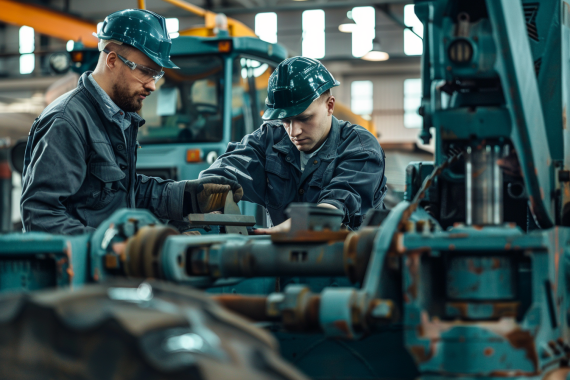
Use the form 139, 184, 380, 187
111, 81, 146, 112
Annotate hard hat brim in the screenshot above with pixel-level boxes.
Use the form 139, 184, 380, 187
262, 96, 315, 121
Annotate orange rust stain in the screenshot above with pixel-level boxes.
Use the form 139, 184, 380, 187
504, 243, 512, 250
541, 187, 545, 200
93, 267, 100, 282
492, 257, 502, 269
472, 225, 484, 230
409, 345, 433, 363
448, 244, 456, 250
535, 167, 538, 175
467, 259, 484, 275
333, 320, 353, 338
505, 329, 538, 369
484, 347, 494, 356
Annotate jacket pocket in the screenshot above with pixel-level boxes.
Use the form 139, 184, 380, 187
88, 162, 126, 210
265, 157, 290, 209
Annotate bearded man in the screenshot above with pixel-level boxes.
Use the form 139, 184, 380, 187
20, 9, 242, 234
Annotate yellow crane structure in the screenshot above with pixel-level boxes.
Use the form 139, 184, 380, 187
0, 0, 377, 136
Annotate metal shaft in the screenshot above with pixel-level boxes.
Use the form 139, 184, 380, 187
466, 144, 504, 225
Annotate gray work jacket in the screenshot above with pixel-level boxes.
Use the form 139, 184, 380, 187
20, 72, 186, 235
200, 117, 387, 229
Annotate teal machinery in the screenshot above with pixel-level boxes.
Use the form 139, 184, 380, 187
4, 1, 570, 380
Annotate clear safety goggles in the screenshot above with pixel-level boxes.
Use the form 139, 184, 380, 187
103, 49, 164, 83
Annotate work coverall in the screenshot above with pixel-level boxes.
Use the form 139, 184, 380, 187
21, 72, 186, 235
200, 116, 387, 230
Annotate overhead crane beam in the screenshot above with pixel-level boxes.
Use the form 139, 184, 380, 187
0, 0, 98, 47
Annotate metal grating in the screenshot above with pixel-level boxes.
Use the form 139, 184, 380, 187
523, 3, 540, 41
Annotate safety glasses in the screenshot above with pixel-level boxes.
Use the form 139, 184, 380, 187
103, 49, 164, 83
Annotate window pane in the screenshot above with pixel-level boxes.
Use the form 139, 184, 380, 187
19, 54, 35, 74
352, 6, 375, 58
302, 10, 325, 31
19, 26, 34, 54
404, 112, 422, 128
404, 78, 422, 128
404, 4, 423, 56
255, 12, 277, 44
404, 78, 422, 96
302, 10, 325, 59
166, 18, 179, 39
139, 55, 225, 144
351, 80, 373, 115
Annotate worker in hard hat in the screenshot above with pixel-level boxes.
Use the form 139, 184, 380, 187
200, 57, 387, 233
20, 9, 242, 235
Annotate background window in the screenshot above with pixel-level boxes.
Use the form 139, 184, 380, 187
166, 18, 180, 39
404, 4, 423, 56
19, 26, 34, 75
351, 80, 373, 117
352, 6, 375, 58
404, 78, 422, 128
255, 12, 277, 44
302, 10, 325, 59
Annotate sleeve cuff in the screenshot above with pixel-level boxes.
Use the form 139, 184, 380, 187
167, 180, 187, 221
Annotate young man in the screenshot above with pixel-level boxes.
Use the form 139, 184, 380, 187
200, 56, 387, 233
20, 9, 242, 234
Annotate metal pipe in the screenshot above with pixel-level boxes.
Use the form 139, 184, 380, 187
137, 0, 146, 9
192, 240, 347, 278
211, 295, 270, 321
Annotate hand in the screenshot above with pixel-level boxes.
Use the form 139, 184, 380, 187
183, 177, 244, 214
253, 218, 291, 235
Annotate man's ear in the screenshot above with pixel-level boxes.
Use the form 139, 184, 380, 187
105, 51, 118, 71
326, 95, 335, 116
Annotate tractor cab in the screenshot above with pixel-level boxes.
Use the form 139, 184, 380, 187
134, 36, 286, 225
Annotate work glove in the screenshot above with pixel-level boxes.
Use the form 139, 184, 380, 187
182, 177, 244, 214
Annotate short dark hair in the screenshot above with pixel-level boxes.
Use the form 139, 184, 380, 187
319, 89, 332, 102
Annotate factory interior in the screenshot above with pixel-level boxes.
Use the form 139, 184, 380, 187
0, 0, 567, 379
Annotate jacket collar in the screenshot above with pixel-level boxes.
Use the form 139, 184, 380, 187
272, 116, 340, 159
78, 71, 144, 126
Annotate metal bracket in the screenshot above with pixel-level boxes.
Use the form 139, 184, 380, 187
186, 190, 253, 235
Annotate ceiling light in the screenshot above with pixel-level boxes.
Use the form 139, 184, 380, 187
338, 16, 356, 33
362, 38, 389, 61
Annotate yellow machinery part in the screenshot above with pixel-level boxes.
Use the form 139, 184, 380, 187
333, 102, 377, 137
0, 0, 98, 48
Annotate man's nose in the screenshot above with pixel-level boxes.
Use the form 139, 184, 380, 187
289, 121, 302, 137
144, 80, 156, 92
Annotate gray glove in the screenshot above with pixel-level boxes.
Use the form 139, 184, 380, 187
183, 177, 244, 214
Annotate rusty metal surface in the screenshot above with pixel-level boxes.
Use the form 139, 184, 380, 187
186, 214, 256, 227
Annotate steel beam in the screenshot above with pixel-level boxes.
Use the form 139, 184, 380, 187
0, 0, 98, 47
211, 0, 409, 15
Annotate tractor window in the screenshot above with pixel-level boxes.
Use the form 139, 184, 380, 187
231, 57, 275, 142
138, 55, 224, 144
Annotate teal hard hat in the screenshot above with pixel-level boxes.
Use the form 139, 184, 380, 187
95, 9, 179, 69
262, 56, 340, 120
